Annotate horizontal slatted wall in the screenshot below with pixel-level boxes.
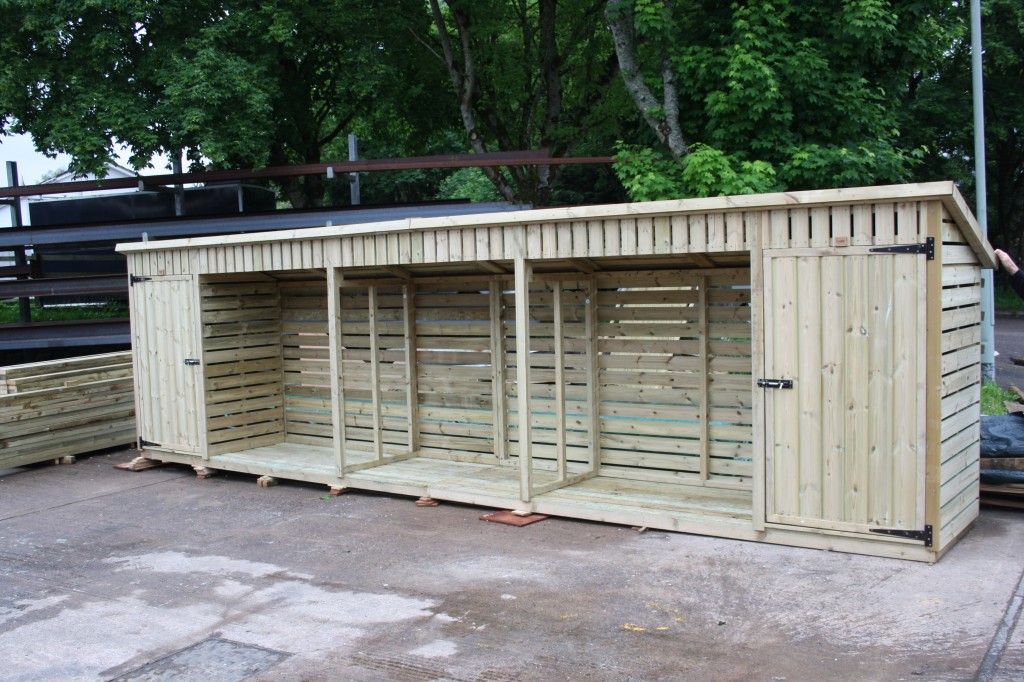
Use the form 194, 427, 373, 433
505, 281, 592, 469
339, 284, 411, 458
280, 278, 333, 446
594, 271, 753, 487
201, 276, 285, 455
937, 206, 982, 547
415, 282, 500, 462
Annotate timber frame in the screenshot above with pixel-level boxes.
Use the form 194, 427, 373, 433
118, 182, 994, 562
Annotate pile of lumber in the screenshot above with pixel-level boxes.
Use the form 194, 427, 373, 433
0, 352, 136, 470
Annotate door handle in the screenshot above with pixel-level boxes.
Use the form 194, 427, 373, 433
183, 359, 201, 366
757, 378, 793, 389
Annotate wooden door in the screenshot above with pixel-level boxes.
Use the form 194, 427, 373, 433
130, 274, 204, 454
762, 249, 927, 535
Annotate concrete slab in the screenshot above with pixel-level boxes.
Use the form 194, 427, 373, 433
1, 448, 1022, 681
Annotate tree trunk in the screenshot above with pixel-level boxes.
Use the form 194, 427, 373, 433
605, 0, 689, 163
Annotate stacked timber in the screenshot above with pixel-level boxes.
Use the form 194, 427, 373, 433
0, 352, 136, 469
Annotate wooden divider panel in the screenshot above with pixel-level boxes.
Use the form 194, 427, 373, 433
414, 281, 501, 462
591, 270, 754, 487
280, 277, 333, 446
201, 276, 285, 455
339, 283, 413, 458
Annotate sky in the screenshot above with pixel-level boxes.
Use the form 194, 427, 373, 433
0, 132, 168, 186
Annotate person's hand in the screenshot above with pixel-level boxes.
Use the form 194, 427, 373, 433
996, 249, 1020, 276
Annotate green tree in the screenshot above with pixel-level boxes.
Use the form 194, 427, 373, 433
0, 0, 446, 207
902, 0, 1024, 255
424, 0, 623, 205
606, 0, 942, 199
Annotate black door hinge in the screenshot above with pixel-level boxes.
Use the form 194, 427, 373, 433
870, 524, 933, 547
869, 237, 934, 260
139, 438, 161, 448
757, 378, 793, 389
130, 275, 152, 286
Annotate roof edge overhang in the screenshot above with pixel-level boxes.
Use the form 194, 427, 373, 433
116, 181, 995, 268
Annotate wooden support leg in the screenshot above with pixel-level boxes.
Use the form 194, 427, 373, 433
256, 475, 277, 488
415, 496, 440, 507
193, 465, 216, 480
328, 486, 349, 496
54, 456, 76, 465
118, 456, 165, 472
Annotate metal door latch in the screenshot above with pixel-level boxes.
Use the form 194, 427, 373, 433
183, 358, 201, 366
757, 378, 793, 389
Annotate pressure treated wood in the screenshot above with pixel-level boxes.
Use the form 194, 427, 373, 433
0, 354, 136, 469
118, 182, 992, 562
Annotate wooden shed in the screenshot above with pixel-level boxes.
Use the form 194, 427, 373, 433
117, 182, 993, 562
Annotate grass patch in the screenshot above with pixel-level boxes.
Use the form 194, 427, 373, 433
0, 301, 128, 324
982, 381, 1018, 416
995, 280, 1024, 311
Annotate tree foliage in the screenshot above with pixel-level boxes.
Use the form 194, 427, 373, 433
902, 0, 1024, 254
0, 0, 445, 207
607, 0, 943, 200
424, 0, 622, 204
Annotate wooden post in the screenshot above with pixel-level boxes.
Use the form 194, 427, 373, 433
327, 267, 347, 473
490, 279, 508, 461
697, 275, 710, 483
585, 275, 599, 472
368, 285, 384, 462
403, 282, 420, 453
553, 281, 567, 481
515, 257, 533, 501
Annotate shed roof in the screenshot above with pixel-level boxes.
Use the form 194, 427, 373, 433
117, 181, 994, 268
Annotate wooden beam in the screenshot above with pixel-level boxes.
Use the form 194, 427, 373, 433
570, 258, 601, 273
515, 257, 533, 501
403, 282, 420, 452
477, 260, 509, 274
751, 211, 767, 531
586, 275, 600, 471
698, 275, 710, 483
384, 265, 412, 280
369, 285, 384, 462
553, 281, 567, 481
327, 267, 347, 474
690, 253, 716, 268
490, 280, 508, 461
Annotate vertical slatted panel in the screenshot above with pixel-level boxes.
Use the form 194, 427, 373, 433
874, 204, 895, 244
132, 270, 203, 450
867, 256, 894, 525
852, 205, 873, 246
796, 257, 823, 518
843, 255, 870, 524
767, 251, 924, 532
831, 206, 851, 245
201, 276, 284, 455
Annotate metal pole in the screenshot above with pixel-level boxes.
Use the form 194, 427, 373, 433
4, 161, 31, 323
348, 133, 360, 206
972, 0, 995, 381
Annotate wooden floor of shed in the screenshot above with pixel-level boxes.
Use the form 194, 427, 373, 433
208, 443, 756, 538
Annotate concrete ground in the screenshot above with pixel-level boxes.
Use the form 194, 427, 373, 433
0, 449, 1022, 682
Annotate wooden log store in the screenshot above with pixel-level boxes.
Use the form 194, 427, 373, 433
116, 182, 994, 562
